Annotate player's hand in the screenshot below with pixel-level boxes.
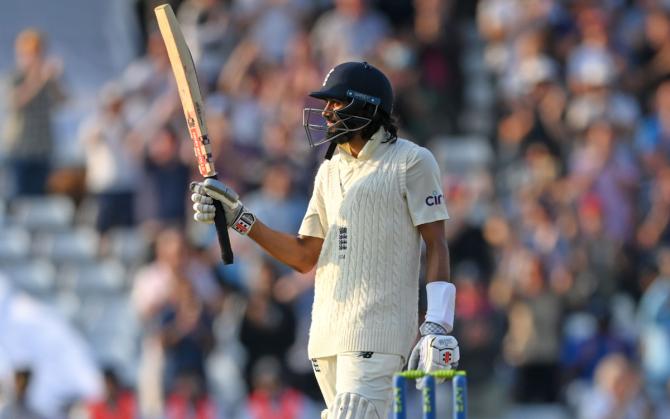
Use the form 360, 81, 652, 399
190, 179, 256, 235
407, 321, 460, 389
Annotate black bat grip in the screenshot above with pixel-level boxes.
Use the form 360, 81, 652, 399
212, 194, 234, 265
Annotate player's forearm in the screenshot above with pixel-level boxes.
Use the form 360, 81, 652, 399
419, 220, 451, 282
424, 237, 451, 283
247, 220, 321, 273
423, 237, 456, 333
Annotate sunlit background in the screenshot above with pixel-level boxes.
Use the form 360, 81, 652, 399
1, 0, 669, 418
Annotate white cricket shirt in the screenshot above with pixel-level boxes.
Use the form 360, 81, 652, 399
299, 129, 449, 358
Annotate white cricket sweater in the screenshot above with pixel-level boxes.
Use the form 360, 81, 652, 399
300, 136, 448, 359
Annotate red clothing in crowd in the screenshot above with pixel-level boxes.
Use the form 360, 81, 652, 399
166, 393, 216, 419
247, 388, 305, 419
87, 391, 136, 419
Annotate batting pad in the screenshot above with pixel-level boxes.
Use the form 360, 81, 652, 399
329, 392, 380, 419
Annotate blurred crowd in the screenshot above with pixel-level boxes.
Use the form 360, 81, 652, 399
4, 0, 670, 418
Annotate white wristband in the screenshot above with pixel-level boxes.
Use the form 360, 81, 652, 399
425, 281, 456, 333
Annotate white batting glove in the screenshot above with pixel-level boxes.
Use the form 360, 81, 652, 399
407, 321, 460, 389
190, 179, 256, 235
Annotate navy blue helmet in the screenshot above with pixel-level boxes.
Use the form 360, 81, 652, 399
303, 62, 394, 148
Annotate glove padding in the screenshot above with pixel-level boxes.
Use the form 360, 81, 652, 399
407, 321, 460, 389
190, 179, 256, 235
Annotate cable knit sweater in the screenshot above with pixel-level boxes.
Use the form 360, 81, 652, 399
299, 136, 448, 359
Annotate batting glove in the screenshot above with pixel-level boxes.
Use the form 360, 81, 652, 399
407, 321, 460, 389
190, 179, 256, 235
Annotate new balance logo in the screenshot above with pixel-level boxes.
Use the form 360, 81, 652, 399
356, 352, 374, 359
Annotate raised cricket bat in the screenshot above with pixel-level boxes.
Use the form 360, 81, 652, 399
155, 4, 233, 264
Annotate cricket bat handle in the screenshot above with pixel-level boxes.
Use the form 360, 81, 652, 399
208, 176, 234, 264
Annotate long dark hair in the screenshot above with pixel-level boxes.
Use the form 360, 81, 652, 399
360, 106, 398, 143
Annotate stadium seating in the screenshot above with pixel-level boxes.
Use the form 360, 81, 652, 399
9, 195, 76, 231
0, 258, 56, 298
106, 227, 150, 267
34, 227, 99, 264
57, 259, 126, 295
0, 226, 31, 261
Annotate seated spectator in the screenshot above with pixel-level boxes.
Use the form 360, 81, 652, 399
244, 356, 319, 419
0, 368, 44, 419
635, 81, 670, 176
638, 247, 670, 402
165, 371, 216, 419
86, 367, 136, 419
577, 353, 651, 419
561, 305, 635, 383
159, 274, 216, 397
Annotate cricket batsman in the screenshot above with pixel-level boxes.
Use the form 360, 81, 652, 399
190, 61, 459, 419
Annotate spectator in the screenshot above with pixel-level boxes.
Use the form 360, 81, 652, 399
310, 0, 390, 67
412, 0, 464, 136
638, 247, 670, 402
502, 255, 562, 403
562, 305, 636, 383
177, 0, 238, 87
569, 120, 640, 244
635, 80, 670, 176
577, 353, 652, 419
565, 44, 640, 137
159, 273, 216, 405
215, 40, 265, 151
86, 367, 137, 419
451, 263, 501, 385
0, 368, 44, 419
243, 161, 306, 237
238, 0, 304, 66
79, 82, 142, 235
131, 227, 221, 418
244, 356, 319, 419
239, 261, 296, 391
137, 125, 190, 232
4, 28, 65, 197
629, 8, 670, 105
119, 31, 177, 132
637, 167, 670, 254
164, 371, 216, 419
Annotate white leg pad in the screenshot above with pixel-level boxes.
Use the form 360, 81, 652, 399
322, 409, 329, 419
329, 392, 380, 419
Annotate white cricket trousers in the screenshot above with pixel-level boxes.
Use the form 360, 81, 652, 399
311, 352, 405, 419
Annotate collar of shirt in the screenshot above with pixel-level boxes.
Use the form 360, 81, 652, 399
337, 127, 388, 162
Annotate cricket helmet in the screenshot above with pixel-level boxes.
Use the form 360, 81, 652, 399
303, 61, 394, 148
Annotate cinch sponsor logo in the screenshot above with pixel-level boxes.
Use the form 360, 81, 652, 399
425, 191, 443, 206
